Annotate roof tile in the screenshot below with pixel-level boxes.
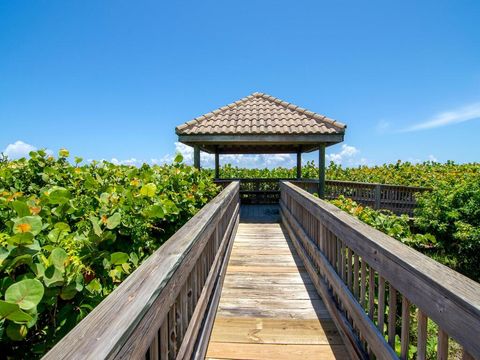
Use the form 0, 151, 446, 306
176, 92, 346, 135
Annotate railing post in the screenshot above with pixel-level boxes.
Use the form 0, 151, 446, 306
296, 148, 302, 179
214, 147, 219, 179
194, 145, 200, 169
318, 144, 326, 198
374, 184, 381, 210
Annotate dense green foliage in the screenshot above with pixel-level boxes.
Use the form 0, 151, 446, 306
330, 196, 437, 250
0, 150, 218, 357
218, 160, 480, 188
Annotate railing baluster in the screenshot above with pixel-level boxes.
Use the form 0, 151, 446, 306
437, 329, 449, 360
149, 333, 159, 360
369, 266, 375, 320
388, 284, 397, 349
378, 276, 385, 335
417, 310, 428, 360
347, 247, 353, 291
353, 253, 359, 299
360, 259, 367, 309
401, 296, 410, 360
159, 322, 168, 360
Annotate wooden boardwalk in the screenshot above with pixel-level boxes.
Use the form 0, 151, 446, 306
205, 221, 349, 360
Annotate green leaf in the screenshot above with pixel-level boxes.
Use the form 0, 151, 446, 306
144, 204, 165, 219
106, 213, 121, 229
140, 183, 157, 197
85, 278, 102, 294
0, 300, 21, 319
49, 248, 68, 270
58, 148, 69, 157
5, 279, 44, 310
110, 252, 129, 265
174, 153, 183, 163
44, 266, 64, 287
47, 187, 71, 204
0, 248, 11, 267
0, 301, 33, 323
60, 283, 77, 300
8, 232, 34, 246
90, 216, 102, 236
12, 201, 30, 217
13, 216, 42, 235
47, 227, 69, 243
6, 323, 28, 341
129, 252, 139, 267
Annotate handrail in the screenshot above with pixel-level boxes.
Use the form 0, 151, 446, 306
292, 179, 429, 216
280, 181, 480, 359
43, 181, 240, 360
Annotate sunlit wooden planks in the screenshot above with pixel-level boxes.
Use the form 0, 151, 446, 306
206, 222, 348, 360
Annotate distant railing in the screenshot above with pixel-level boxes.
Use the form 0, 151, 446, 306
43, 182, 240, 360
293, 179, 429, 216
280, 181, 480, 360
214, 178, 284, 204
214, 178, 429, 215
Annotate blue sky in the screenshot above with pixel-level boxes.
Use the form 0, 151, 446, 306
1, 0, 479, 168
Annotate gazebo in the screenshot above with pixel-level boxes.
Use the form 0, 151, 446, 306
176, 92, 346, 198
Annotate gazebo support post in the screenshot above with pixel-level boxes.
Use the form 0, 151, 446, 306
214, 147, 220, 179
296, 148, 302, 179
193, 145, 200, 169
318, 144, 325, 198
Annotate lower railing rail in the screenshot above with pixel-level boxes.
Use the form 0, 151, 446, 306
43, 182, 240, 360
280, 181, 480, 360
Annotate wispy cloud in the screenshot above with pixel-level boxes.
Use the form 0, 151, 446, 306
402, 102, 480, 132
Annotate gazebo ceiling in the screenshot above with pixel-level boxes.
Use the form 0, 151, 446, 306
176, 92, 346, 154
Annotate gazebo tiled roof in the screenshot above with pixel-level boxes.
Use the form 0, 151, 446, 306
176, 92, 346, 154
176, 92, 346, 136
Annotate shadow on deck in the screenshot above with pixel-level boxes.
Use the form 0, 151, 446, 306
240, 204, 281, 223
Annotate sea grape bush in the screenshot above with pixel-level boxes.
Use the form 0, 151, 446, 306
0, 150, 218, 357
216, 160, 480, 188
330, 195, 437, 250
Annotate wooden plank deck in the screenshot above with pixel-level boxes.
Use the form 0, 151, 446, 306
205, 221, 349, 360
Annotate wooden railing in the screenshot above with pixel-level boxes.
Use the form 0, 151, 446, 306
292, 179, 429, 216
215, 178, 428, 215
214, 178, 285, 204
44, 182, 240, 360
280, 181, 480, 360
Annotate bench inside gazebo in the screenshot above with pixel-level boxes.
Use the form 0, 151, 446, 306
44, 94, 480, 360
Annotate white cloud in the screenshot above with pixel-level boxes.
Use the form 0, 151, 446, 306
402, 102, 480, 132
3, 140, 37, 159
326, 144, 366, 166
110, 158, 146, 166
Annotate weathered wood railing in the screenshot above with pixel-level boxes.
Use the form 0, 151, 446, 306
215, 178, 428, 215
214, 178, 285, 204
292, 179, 429, 216
44, 182, 240, 360
280, 181, 480, 360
